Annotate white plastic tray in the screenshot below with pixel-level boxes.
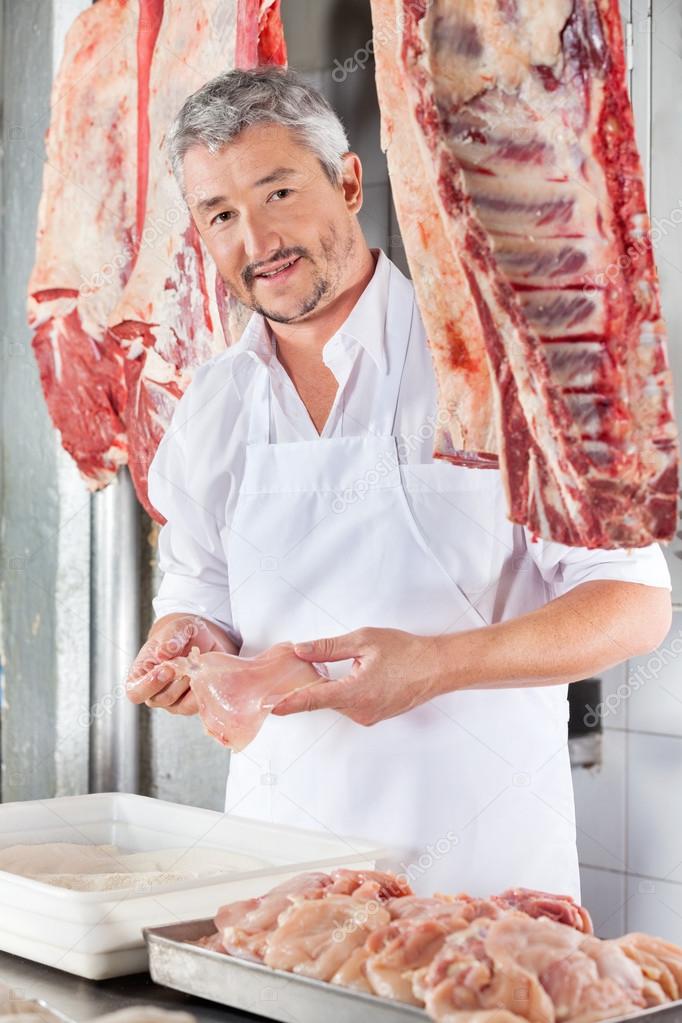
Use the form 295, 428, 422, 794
0, 792, 392, 980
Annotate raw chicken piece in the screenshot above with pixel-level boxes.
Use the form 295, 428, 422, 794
189, 931, 226, 954
214, 872, 333, 961
485, 912, 645, 1023
330, 945, 374, 992
492, 888, 593, 934
327, 868, 413, 901
414, 915, 554, 1023
617, 932, 682, 1003
167, 643, 325, 751
388, 894, 501, 934
364, 918, 451, 1004
263, 895, 391, 980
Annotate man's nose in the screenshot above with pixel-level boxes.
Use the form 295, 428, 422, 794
240, 211, 282, 267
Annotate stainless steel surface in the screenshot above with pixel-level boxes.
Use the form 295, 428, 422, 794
90, 469, 141, 795
146, 919, 427, 1023
0, 950, 255, 1023
1, 0, 62, 804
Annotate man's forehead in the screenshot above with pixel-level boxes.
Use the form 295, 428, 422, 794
183, 127, 318, 203
191, 166, 301, 214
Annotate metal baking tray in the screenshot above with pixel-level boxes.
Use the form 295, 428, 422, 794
145, 918, 682, 1023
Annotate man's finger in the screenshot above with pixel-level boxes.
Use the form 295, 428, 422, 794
126, 663, 176, 703
271, 679, 347, 715
293, 631, 363, 663
146, 673, 190, 708
167, 690, 198, 716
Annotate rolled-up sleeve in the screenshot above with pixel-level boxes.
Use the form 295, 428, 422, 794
524, 529, 672, 596
147, 404, 240, 645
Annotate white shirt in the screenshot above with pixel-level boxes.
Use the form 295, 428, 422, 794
148, 248, 671, 644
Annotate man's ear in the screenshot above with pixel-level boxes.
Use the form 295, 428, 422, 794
341, 151, 364, 214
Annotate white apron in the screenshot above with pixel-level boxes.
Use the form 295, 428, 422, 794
224, 263, 580, 900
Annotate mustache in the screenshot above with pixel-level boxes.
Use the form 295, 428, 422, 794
243, 248, 308, 286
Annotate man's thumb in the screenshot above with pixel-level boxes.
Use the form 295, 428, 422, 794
293, 632, 360, 662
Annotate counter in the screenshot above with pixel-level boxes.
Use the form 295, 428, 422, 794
0, 951, 262, 1023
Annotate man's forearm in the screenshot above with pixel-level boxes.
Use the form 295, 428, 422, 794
435, 580, 672, 694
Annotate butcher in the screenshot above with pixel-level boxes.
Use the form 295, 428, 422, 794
126, 66, 672, 898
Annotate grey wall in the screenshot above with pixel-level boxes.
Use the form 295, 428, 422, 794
1, 0, 67, 803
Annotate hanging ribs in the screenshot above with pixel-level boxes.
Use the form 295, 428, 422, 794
372, 0, 678, 547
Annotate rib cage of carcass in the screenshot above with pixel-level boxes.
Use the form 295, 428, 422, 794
27, 0, 286, 521
371, 0, 679, 548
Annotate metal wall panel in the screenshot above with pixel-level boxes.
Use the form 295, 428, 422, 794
1, 0, 60, 801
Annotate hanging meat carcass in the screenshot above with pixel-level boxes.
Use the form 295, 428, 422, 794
27, 0, 286, 518
371, 0, 678, 548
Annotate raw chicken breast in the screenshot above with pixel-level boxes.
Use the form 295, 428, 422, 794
364, 918, 452, 1004
215, 872, 333, 961
263, 895, 391, 980
168, 642, 325, 751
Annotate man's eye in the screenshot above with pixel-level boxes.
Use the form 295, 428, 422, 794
211, 211, 232, 226
270, 188, 292, 201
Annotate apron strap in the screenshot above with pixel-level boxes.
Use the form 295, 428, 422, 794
246, 359, 271, 446
367, 262, 416, 439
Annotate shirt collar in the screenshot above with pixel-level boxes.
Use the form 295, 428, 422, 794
326, 247, 390, 375
230, 247, 391, 398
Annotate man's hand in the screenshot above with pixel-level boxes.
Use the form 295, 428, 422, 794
272, 628, 442, 726
273, 582, 672, 725
126, 613, 238, 716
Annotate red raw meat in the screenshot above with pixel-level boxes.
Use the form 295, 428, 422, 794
372, 0, 678, 547
26, 0, 138, 487
27, 0, 286, 518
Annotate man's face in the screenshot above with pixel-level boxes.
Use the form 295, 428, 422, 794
182, 122, 362, 324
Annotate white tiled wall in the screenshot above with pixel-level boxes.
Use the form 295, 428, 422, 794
575, 611, 682, 940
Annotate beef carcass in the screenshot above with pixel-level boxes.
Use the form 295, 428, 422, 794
163, 642, 326, 751
26, 0, 138, 487
28, 0, 286, 518
371, 0, 678, 548
108, 0, 283, 518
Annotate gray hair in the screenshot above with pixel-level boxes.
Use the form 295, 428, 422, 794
167, 66, 350, 192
